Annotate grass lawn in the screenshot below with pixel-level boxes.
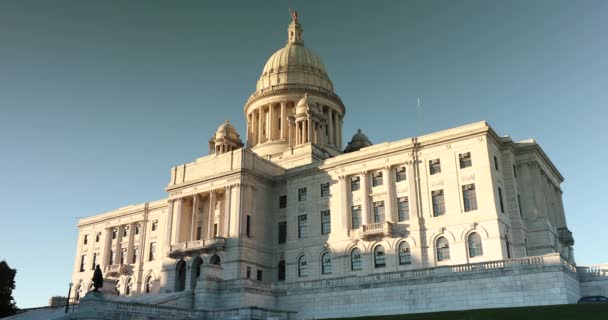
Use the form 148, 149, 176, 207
323, 303, 608, 320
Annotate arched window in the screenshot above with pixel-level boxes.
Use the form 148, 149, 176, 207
175, 259, 187, 292
75, 284, 83, 301
115, 281, 121, 296
209, 254, 221, 265
278, 260, 286, 281
321, 252, 332, 274
145, 275, 153, 294
398, 242, 412, 265
88, 282, 95, 292
374, 245, 386, 268
436, 237, 450, 261
468, 232, 483, 257
298, 256, 307, 277
351, 248, 362, 271
191, 257, 204, 289
125, 278, 133, 296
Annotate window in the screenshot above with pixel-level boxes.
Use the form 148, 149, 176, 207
112, 229, 118, 239
298, 187, 307, 201
278, 261, 286, 281
279, 195, 287, 209
79, 254, 86, 272
145, 276, 153, 293
351, 176, 360, 191
351, 248, 362, 271
246, 215, 251, 237
213, 223, 218, 237
196, 227, 202, 240
397, 197, 409, 221
462, 184, 477, 212
321, 182, 330, 197
321, 210, 331, 235
374, 246, 386, 268
246, 266, 251, 279
459, 152, 472, 169
398, 242, 412, 265
498, 187, 505, 213
83, 234, 89, 245
92, 253, 99, 270
298, 215, 308, 238
351, 206, 361, 229
257, 270, 263, 281
278, 221, 287, 244
135, 224, 141, 235
513, 165, 517, 178
432, 190, 445, 216
373, 201, 385, 223
151, 220, 158, 232
120, 248, 127, 264
298, 256, 308, 277
395, 166, 407, 182
494, 155, 499, 171
468, 233, 483, 257
110, 250, 116, 265
210, 254, 221, 265
518, 194, 523, 219
123, 226, 129, 238
132, 247, 139, 264
429, 159, 441, 175
95, 232, 101, 242
436, 237, 450, 261
505, 234, 511, 259
125, 278, 133, 296
149, 242, 156, 261
372, 171, 383, 187
321, 252, 332, 274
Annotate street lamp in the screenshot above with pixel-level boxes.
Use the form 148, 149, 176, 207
65, 282, 73, 313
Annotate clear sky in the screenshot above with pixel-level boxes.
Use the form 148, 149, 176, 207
0, 0, 606, 308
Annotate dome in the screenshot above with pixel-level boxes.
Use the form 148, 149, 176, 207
344, 129, 373, 153
255, 20, 334, 94
214, 120, 240, 141
295, 93, 310, 115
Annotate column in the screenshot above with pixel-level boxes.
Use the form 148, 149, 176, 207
115, 226, 123, 265
171, 199, 183, 244
257, 109, 263, 145
384, 167, 396, 222
246, 115, 251, 148
334, 112, 339, 147
164, 200, 174, 252
207, 190, 215, 239
360, 171, 370, 226
338, 116, 343, 149
339, 176, 349, 234
288, 117, 294, 147
127, 222, 136, 264
102, 228, 112, 266
307, 119, 312, 143
190, 195, 198, 241
280, 102, 286, 140
269, 104, 275, 141
328, 110, 334, 146
223, 186, 232, 237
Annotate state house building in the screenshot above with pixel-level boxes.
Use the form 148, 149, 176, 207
68, 13, 605, 320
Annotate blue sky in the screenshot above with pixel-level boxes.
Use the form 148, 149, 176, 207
0, 1, 606, 308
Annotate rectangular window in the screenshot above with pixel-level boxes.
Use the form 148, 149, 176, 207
395, 166, 407, 182
112, 229, 117, 239
351, 205, 361, 229
494, 155, 499, 171
123, 226, 129, 238
246, 266, 251, 279
320, 182, 330, 197
372, 171, 383, 187
149, 242, 156, 261
459, 152, 472, 169
257, 270, 263, 281
432, 190, 445, 216
135, 224, 141, 235
397, 197, 409, 221
278, 221, 287, 244
92, 253, 99, 270
351, 176, 360, 191
196, 227, 202, 240
518, 194, 523, 219
95, 232, 101, 243
298, 187, 307, 202
213, 223, 218, 237
132, 247, 139, 264
513, 165, 517, 178
498, 187, 505, 213
429, 159, 441, 175
279, 195, 287, 208
151, 220, 158, 231
83, 234, 89, 245
373, 201, 385, 223
120, 248, 127, 264
110, 250, 115, 265
462, 184, 477, 212
321, 210, 331, 235
246, 215, 251, 238
298, 214, 308, 238
79, 254, 86, 272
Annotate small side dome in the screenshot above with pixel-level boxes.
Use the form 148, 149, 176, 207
209, 120, 244, 155
344, 129, 372, 153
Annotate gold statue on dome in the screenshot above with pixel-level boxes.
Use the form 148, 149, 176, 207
289, 8, 298, 24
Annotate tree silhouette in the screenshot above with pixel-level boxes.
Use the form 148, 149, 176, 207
0, 260, 17, 317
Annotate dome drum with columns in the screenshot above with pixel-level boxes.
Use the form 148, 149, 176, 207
243, 13, 345, 160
